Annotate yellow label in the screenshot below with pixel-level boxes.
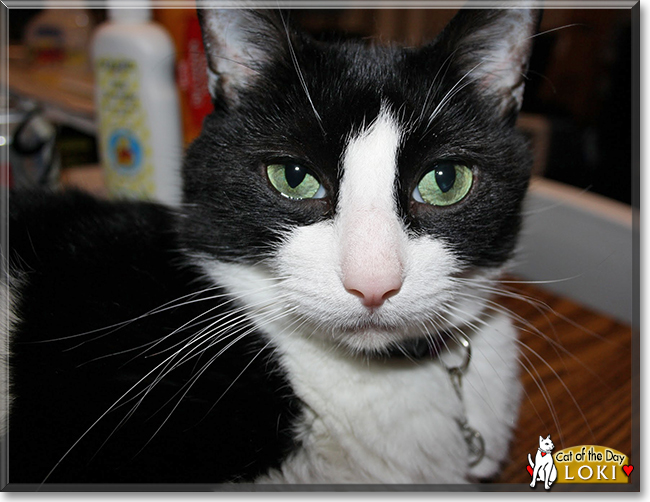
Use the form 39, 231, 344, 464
554, 445, 630, 483
96, 57, 155, 200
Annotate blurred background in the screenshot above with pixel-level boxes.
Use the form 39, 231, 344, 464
4, 7, 634, 203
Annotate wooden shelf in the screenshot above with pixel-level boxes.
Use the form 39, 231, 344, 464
59, 164, 107, 198
7, 53, 96, 135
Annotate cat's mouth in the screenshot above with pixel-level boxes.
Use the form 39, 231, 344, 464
324, 318, 455, 356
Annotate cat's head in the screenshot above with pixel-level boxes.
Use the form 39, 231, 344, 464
539, 435, 555, 452
181, 7, 540, 354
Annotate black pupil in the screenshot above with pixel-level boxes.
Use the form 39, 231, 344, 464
435, 164, 456, 193
285, 164, 307, 188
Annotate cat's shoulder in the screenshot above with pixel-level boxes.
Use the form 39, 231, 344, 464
5, 189, 200, 346
9, 189, 178, 261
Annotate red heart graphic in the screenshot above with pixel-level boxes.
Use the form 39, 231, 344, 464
623, 465, 633, 476
527, 465, 534, 477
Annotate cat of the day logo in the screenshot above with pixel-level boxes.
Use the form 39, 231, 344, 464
527, 435, 633, 489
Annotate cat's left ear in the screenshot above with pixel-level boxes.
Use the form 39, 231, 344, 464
196, 7, 288, 104
436, 7, 542, 121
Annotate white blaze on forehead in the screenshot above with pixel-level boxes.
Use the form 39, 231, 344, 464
337, 107, 405, 305
338, 107, 402, 214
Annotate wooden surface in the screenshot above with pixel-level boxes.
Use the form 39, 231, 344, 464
493, 279, 635, 487
7, 59, 96, 134
59, 164, 107, 198
7, 61, 95, 115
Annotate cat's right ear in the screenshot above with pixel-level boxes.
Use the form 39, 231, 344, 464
197, 7, 287, 104
433, 6, 542, 123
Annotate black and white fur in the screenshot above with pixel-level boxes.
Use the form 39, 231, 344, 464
2, 6, 540, 485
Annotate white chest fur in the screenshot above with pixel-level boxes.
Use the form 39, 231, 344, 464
200, 259, 522, 484
257, 311, 522, 484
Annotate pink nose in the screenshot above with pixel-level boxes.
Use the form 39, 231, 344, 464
343, 273, 403, 309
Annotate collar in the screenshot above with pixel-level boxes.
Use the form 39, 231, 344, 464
384, 332, 453, 360
539, 447, 552, 456
385, 338, 437, 359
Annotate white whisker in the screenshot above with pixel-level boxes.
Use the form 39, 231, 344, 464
132, 306, 300, 454
425, 60, 485, 130
279, 12, 325, 136
87, 301, 298, 467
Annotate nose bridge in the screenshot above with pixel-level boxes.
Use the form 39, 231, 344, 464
340, 205, 403, 269
336, 106, 405, 308
339, 205, 404, 309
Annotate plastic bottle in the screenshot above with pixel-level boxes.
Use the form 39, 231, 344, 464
91, 2, 183, 206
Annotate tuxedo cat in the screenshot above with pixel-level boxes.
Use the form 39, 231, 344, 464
2, 6, 540, 485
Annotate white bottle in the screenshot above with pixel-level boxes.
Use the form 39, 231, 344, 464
91, 2, 183, 206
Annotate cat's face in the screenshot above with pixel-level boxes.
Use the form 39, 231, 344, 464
181, 8, 539, 354
539, 435, 555, 451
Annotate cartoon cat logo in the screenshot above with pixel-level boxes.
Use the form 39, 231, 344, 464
528, 435, 558, 490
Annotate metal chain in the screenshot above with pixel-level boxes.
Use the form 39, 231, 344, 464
445, 333, 485, 467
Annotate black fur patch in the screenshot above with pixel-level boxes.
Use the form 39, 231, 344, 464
181, 9, 533, 269
8, 191, 300, 484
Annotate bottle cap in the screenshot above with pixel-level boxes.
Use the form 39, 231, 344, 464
107, 0, 152, 23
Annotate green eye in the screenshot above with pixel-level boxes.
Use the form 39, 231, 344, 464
413, 162, 473, 206
266, 163, 325, 200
